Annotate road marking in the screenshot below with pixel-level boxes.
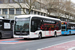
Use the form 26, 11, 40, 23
0, 41, 33, 44
0, 38, 31, 44
1, 41, 19, 42
37, 40, 75, 50
0, 42, 16, 44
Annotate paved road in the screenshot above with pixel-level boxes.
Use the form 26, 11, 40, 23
0, 35, 75, 50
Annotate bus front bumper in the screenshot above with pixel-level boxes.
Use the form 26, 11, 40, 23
14, 35, 38, 38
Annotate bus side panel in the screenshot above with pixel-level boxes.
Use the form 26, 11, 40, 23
30, 31, 55, 38
57, 30, 61, 35
42, 30, 61, 37
68, 30, 75, 34
42, 31, 54, 37
62, 31, 69, 35
62, 30, 75, 35
71, 30, 75, 34
1, 31, 13, 38
31, 17, 61, 37
29, 32, 39, 38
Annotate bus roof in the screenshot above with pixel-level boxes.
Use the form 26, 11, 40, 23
61, 21, 75, 24
15, 15, 61, 21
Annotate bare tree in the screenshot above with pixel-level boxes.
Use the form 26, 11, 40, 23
13, 0, 37, 14
10, 0, 75, 22
46, 0, 56, 15
42, 0, 75, 21
43, 0, 62, 18
40, 0, 62, 18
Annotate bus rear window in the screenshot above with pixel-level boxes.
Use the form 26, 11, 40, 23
62, 26, 66, 31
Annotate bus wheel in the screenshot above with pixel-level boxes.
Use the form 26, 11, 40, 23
69, 31, 71, 35
54, 32, 57, 37
11, 36, 13, 38
38, 33, 42, 39
24, 38, 27, 40
0, 33, 2, 39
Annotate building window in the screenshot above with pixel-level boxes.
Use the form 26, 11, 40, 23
30, 10, 33, 14
44, 13, 45, 16
28, 0, 30, 2
36, 11, 38, 15
25, 0, 30, 3
26, 9, 29, 14
14, 0, 18, 2
0, 9, 1, 14
4, 0, 9, 3
37, 12, 40, 15
38, 12, 40, 15
25, 0, 27, 3
0, 0, 3, 3
2, 9, 8, 14
34, 11, 37, 14
10, 0, 18, 3
9, 0, 14, 3
41, 13, 43, 15
19, 0, 24, 3
16, 8, 21, 14
9, 9, 14, 14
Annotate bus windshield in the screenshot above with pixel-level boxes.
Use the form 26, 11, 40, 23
61, 26, 66, 31
15, 18, 30, 32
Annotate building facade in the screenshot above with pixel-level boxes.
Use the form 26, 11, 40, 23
0, 0, 75, 22
0, 0, 46, 19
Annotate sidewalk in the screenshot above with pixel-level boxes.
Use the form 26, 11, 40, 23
0, 38, 30, 44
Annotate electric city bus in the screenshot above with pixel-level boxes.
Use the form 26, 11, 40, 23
61, 21, 75, 35
14, 15, 61, 39
0, 17, 14, 38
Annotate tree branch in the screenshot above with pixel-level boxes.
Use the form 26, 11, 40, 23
13, 0, 27, 14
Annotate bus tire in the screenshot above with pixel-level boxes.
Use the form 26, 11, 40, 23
54, 32, 57, 37
38, 32, 42, 39
11, 36, 13, 38
24, 38, 27, 40
69, 31, 71, 35
0, 33, 2, 39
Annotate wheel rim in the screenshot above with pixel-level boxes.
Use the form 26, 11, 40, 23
54, 32, 57, 37
55, 34, 56, 37
39, 34, 41, 39
69, 31, 71, 34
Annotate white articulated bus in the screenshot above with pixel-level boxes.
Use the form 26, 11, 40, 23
14, 15, 61, 39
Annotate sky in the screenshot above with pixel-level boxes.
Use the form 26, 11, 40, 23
71, 0, 75, 3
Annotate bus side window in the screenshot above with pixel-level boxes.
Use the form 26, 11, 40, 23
31, 20, 38, 32
58, 22, 61, 30
0, 22, 2, 30
32, 21, 34, 25
31, 19, 41, 32
31, 21, 35, 32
